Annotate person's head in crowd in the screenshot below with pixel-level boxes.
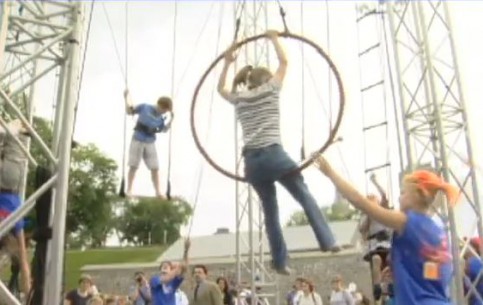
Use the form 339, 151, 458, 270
216, 276, 230, 294
300, 278, 315, 294
330, 275, 344, 292
193, 264, 208, 284
78, 274, 93, 294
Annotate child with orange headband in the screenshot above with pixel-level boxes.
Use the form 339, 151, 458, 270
314, 155, 457, 305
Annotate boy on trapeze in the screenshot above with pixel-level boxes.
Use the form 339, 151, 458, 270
0, 119, 32, 294
217, 30, 339, 275
123, 89, 173, 198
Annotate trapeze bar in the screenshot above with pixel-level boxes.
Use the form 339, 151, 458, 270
0, 89, 58, 164
0, 174, 57, 239
364, 163, 390, 173
0, 27, 71, 82
0, 116, 37, 167
0, 280, 21, 305
362, 121, 388, 132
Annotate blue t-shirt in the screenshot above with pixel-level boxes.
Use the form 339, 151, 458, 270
150, 275, 184, 305
0, 193, 24, 234
466, 256, 483, 305
134, 104, 166, 143
391, 211, 452, 305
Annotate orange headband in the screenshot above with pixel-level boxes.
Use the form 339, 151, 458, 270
403, 170, 459, 206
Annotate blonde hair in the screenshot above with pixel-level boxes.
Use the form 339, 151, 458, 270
403, 170, 459, 206
87, 296, 104, 305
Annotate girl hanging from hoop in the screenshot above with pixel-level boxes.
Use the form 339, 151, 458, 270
315, 155, 456, 305
217, 30, 340, 275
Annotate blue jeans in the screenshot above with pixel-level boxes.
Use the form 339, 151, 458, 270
243, 144, 336, 269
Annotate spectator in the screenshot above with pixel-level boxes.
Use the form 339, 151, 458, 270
217, 276, 234, 305
287, 278, 304, 305
129, 271, 151, 305
87, 296, 104, 305
293, 278, 322, 305
64, 274, 94, 305
328, 275, 355, 305
190, 264, 223, 305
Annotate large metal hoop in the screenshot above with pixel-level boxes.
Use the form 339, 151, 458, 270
190, 32, 345, 182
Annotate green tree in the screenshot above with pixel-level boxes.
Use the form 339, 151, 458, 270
117, 197, 193, 246
25, 117, 119, 248
286, 201, 358, 227
67, 144, 118, 247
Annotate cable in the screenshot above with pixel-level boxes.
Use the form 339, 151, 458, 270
119, 2, 129, 197
101, 2, 126, 83
186, 2, 226, 237
300, 1, 306, 160
165, 1, 177, 200
173, 2, 217, 99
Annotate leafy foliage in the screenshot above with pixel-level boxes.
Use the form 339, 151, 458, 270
116, 197, 193, 246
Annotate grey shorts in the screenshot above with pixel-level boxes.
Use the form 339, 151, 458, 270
128, 138, 159, 170
0, 158, 26, 191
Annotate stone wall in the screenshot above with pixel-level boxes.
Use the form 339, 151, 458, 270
82, 251, 372, 302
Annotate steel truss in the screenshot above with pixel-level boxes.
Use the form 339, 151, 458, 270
0, 1, 86, 305
379, 1, 481, 304
233, 2, 278, 305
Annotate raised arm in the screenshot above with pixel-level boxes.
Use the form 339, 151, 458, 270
16, 230, 31, 294
177, 238, 190, 276
314, 155, 406, 233
370, 174, 389, 206
265, 30, 288, 84
124, 89, 135, 115
218, 44, 237, 102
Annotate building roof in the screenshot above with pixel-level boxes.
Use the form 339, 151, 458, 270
158, 220, 362, 262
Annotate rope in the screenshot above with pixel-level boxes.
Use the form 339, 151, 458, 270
71, 1, 95, 144
186, 2, 225, 237
276, 0, 289, 33
102, 3, 126, 83
173, 2, 217, 99
166, 1, 178, 200
119, 2, 129, 197
300, 2, 306, 160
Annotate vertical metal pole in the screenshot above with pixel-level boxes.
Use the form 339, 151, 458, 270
442, 2, 483, 253
248, 187, 255, 305
415, 3, 464, 303
43, 3, 83, 305
386, 4, 414, 170
0, 1, 10, 72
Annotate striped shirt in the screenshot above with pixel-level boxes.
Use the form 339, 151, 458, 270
227, 79, 282, 149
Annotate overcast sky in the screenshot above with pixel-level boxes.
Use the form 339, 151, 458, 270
29, 1, 483, 241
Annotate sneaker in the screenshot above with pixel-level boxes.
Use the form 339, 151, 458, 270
330, 245, 342, 253
270, 261, 292, 276
275, 266, 293, 276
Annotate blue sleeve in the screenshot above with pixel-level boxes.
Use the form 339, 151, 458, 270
171, 276, 184, 290
469, 257, 483, 279
134, 104, 145, 114
150, 275, 161, 290
398, 211, 422, 246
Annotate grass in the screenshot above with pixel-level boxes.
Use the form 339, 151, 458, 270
1, 246, 164, 291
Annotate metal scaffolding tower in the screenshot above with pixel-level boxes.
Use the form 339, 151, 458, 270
0, 2, 86, 305
233, 2, 278, 305
355, 1, 482, 304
